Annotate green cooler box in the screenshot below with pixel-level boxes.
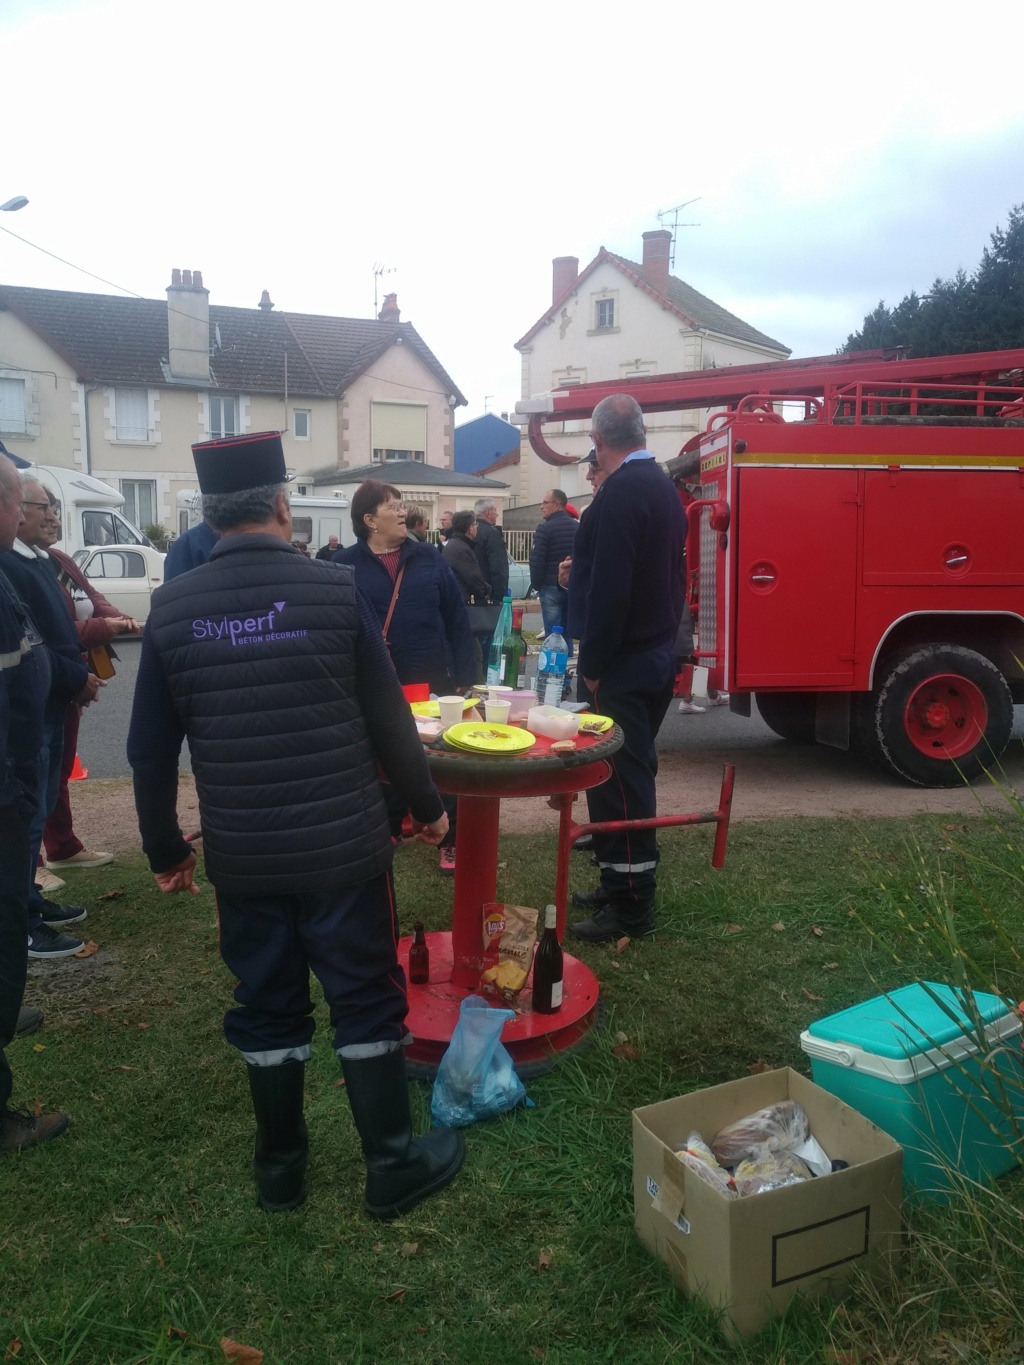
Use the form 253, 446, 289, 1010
801, 983, 1024, 1198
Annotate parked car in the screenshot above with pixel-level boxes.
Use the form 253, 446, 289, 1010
507, 553, 533, 600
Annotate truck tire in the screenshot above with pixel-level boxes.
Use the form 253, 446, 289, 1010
755, 692, 817, 744
865, 645, 1012, 787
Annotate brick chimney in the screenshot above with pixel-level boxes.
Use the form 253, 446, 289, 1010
378, 293, 400, 323
258, 289, 274, 312
166, 267, 210, 381
641, 230, 672, 294
552, 255, 579, 305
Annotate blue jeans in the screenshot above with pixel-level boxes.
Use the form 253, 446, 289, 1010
27, 712, 65, 933
538, 585, 573, 659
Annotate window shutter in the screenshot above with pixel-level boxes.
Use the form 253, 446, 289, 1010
0, 377, 27, 433
371, 403, 427, 455
115, 389, 149, 441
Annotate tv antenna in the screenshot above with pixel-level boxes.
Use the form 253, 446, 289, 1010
373, 262, 395, 314
656, 197, 701, 269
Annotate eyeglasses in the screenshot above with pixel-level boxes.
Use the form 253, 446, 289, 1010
21, 500, 50, 511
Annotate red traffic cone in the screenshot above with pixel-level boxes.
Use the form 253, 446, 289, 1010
69, 753, 88, 781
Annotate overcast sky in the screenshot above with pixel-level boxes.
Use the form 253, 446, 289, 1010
2, 0, 1022, 422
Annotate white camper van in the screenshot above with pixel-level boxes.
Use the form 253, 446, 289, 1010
32, 465, 166, 623
176, 488, 354, 552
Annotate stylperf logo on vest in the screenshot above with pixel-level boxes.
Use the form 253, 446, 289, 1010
192, 601, 309, 647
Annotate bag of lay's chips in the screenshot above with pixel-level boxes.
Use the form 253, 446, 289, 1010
480, 902, 538, 1003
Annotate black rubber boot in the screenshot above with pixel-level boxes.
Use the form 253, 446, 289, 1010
571, 884, 611, 910
340, 1049, 465, 1220
246, 1061, 308, 1212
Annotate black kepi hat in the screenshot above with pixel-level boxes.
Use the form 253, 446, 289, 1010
191, 431, 294, 495
579, 446, 598, 466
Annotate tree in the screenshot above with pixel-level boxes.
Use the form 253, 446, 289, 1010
843, 206, 1024, 356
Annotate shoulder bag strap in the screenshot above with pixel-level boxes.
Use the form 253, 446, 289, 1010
382, 562, 407, 642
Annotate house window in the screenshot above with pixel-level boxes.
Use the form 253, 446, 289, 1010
553, 368, 586, 389
294, 409, 311, 439
0, 377, 27, 434
209, 395, 238, 439
120, 479, 157, 529
595, 298, 615, 329
113, 388, 150, 442
370, 402, 427, 464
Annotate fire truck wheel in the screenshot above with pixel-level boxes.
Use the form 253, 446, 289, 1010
869, 645, 1013, 787
754, 692, 817, 744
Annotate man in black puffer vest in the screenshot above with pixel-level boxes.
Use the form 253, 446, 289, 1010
128, 432, 464, 1220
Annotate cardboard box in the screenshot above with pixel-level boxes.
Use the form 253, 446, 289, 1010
632, 1068, 903, 1340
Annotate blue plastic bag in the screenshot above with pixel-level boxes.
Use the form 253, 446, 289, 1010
431, 995, 531, 1128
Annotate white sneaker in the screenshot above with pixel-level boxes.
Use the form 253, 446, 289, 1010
35, 869, 66, 894
46, 848, 114, 869
678, 700, 707, 714
707, 692, 730, 707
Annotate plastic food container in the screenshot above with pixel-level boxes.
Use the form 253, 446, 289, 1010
507, 689, 537, 722
526, 705, 581, 740
800, 982, 1024, 1199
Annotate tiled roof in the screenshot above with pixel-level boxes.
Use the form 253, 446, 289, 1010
311, 460, 509, 489
0, 284, 466, 403
515, 247, 789, 355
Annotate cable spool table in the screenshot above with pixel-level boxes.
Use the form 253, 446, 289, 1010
401, 726, 623, 1078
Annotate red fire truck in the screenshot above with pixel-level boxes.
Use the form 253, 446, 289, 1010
519, 349, 1024, 787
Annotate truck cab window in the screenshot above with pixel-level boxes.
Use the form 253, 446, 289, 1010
82, 510, 147, 547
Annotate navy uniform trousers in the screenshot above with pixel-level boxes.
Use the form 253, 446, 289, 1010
578, 641, 676, 914
215, 868, 408, 1065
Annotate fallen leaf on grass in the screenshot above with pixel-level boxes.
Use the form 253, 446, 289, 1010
614, 1031, 629, 1044
615, 935, 630, 953
5, 1339, 22, 1360
372, 1242, 385, 1253
221, 1339, 263, 1363
379, 1288, 407, 1303
399, 1242, 418, 1258
801, 988, 824, 1002
334, 1077, 346, 1087
32, 1044, 45, 1053
156, 1253, 165, 1268
98, 888, 125, 901
537, 1250, 552, 1270
73, 940, 99, 958
113, 1216, 130, 1225
532, 1349, 546, 1360
611, 1043, 641, 1061
137, 1022, 152, 1030
725, 924, 743, 935
110, 1065, 138, 1071
824, 962, 839, 970
771, 922, 785, 932
92, 1005, 115, 1015
811, 925, 824, 938
167, 1327, 188, 1340
745, 1059, 774, 1075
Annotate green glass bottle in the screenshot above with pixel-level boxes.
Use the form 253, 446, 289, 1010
501, 605, 526, 689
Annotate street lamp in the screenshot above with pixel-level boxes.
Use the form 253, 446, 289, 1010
0, 197, 28, 212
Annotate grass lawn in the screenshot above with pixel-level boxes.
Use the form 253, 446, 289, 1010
4, 812, 1024, 1363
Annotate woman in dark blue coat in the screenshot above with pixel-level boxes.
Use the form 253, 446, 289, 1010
334, 480, 475, 872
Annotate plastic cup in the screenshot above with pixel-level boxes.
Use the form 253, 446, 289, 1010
438, 695, 465, 728
484, 699, 511, 725
401, 682, 430, 703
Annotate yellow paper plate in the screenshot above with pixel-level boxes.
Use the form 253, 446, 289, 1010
576, 714, 614, 735
410, 697, 477, 718
443, 722, 537, 755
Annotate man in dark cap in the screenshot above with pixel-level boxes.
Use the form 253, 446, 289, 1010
127, 431, 464, 1218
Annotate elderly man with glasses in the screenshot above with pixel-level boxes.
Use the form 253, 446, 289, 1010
0, 475, 104, 958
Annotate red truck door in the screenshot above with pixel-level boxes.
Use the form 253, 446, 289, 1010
732, 467, 859, 688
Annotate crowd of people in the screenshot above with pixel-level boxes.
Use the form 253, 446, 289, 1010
1, 394, 694, 1214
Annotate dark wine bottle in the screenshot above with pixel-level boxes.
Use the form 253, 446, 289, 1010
408, 921, 429, 985
532, 903, 563, 1013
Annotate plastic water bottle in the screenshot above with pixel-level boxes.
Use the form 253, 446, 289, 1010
486, 594, 514, 686
537, 625, 568, 705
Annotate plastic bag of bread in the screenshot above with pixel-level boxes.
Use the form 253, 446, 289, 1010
480, 903, 538, 1003
732, 1150, 815, 1197
710, 1100, 810, 1167
674, 1149, 737, 1199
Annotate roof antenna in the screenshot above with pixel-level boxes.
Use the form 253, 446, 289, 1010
656, 197, 701, 270
372, 262, 395, 315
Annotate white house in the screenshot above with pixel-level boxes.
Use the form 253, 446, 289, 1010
507, 230, 789, 510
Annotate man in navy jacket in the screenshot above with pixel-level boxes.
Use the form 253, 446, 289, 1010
566, 395, 686, 942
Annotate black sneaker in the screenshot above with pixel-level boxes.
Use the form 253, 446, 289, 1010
15, 1006, 43, 1037
27, 924, 84, 958
41, 903, 87, 928
0, 1107, 70, 1153
572, 833, 594, 852
568, 905, 655, 944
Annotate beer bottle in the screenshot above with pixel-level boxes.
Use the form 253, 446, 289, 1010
532, 904, 563, 1013
409, 921, 429, 985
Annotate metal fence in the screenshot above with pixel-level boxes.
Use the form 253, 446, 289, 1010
427, 528, 535, 562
